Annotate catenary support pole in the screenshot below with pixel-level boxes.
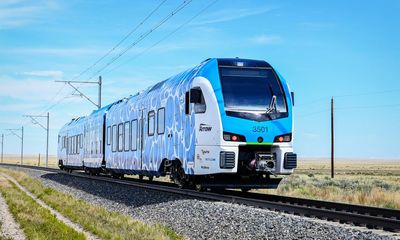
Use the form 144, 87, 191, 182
46, 112, 49, 167
98, 76, 102, 109
21, 126, 24, 165
331, 97, 334, 178
1, 134, 3, 163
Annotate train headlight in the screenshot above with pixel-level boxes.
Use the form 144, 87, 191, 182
274, 133, 292, 142
223, 132, 246, 142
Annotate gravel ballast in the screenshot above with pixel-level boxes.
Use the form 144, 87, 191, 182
2, 166, 398, 240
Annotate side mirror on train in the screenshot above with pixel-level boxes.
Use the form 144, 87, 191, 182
190, 88, 202, 104
291, 92, 295, 106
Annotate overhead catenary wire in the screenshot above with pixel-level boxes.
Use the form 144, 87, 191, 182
70, 0, 167, 82
24, 1, 192, 119
104, 0, 219, 76
86, 0, 193, 81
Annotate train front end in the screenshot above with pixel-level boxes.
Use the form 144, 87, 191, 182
191, 58, 296, 189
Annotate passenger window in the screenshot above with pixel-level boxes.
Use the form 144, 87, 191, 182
76, 136, 79, 154
148, 111, 155, 136
157, 108, 165, 134
112, 125, 117, 152
107, 126, 111, 145
124, 121, 130, 151
190, 88, 206, 113
118, 123, 124, 152
131, 120, 137, 151
72, 136, 76, 154
80, 134, 83, 149
76, 136, 78, 154
185, 91, 190, 114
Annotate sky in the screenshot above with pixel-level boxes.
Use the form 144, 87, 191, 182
0, 0, 399, 159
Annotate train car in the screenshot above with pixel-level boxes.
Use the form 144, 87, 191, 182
58, 116, 85, 170
58, 58, 297, 190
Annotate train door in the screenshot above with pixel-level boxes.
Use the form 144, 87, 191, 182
66, 134, 69, 166
184, 91, 194, 170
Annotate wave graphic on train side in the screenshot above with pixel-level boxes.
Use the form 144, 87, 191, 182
57, 58, 297, 191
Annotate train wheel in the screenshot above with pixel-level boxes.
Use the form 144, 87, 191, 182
148, 176, 153, 181
241, 188, 251, 193
195, 184, 204, 192
139, 175, 144, 180
172, 166, 187, 189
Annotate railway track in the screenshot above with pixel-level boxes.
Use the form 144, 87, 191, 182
1, 163, 399, 232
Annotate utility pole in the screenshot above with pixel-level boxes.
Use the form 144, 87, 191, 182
331, 97, 335, 178
98, 76, 102, 109
6, 127, 23, 165
23, 112, 50, 167
1, 133, 3, 163
55, 76, 102, 109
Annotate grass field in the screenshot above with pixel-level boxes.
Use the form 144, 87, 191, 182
0, 168, 182, 240
1, 154, 58, 168
0, 174, 85, 240
260, 158, 400, 209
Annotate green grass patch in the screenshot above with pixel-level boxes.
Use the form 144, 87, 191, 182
0, 168, 183, 240
0, 175, 85, 240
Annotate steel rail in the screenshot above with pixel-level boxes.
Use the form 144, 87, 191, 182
1, 163, 399, 232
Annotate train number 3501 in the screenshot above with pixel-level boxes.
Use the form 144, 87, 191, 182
252, 126, 268, 133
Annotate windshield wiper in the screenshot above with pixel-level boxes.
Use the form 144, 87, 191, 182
266, 95, 277, 114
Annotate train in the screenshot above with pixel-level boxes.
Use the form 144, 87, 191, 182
57, 58, 297, 191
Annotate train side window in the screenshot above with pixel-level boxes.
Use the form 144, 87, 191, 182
72, 136, 76, 155
118, 123, 124, 152
69, 137, 71, 154
76, 136, 78, 154
190, 88, 206, 113
131, 120, 137, 151
157, 108, 165, 134
185, 91, 190, 115
76, 134, 81, 154
107, 126, 111, 145
124, 121, 130, 152
148, 111, 155, 136
80, 134, 83, 149
112, 125, 117, 152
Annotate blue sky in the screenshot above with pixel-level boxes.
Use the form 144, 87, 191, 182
0, 0, 399, 158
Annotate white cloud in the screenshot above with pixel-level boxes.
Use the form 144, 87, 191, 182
193, 5, 276, 25
249, 34, 282, 45
21, 70, 64, 79
0, 47, 104, 57
0, 0, 60, 28
0, 76, 67, 101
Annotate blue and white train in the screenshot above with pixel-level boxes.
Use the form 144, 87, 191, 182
58, 58, 297, 190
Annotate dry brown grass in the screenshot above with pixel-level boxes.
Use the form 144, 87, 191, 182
258, 158, 400, 209
1, 155, 58, 168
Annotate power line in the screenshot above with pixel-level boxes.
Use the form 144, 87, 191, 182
104, 0, 219, 76
336, 103, 400, 110
24, 1, 189, 117
334, 89, 400, 98
297, 88, 400, 108
86, 0, 193, 81
71, 0, 167, 82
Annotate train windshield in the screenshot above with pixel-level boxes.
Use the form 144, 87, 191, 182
219, 67, 287, 114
